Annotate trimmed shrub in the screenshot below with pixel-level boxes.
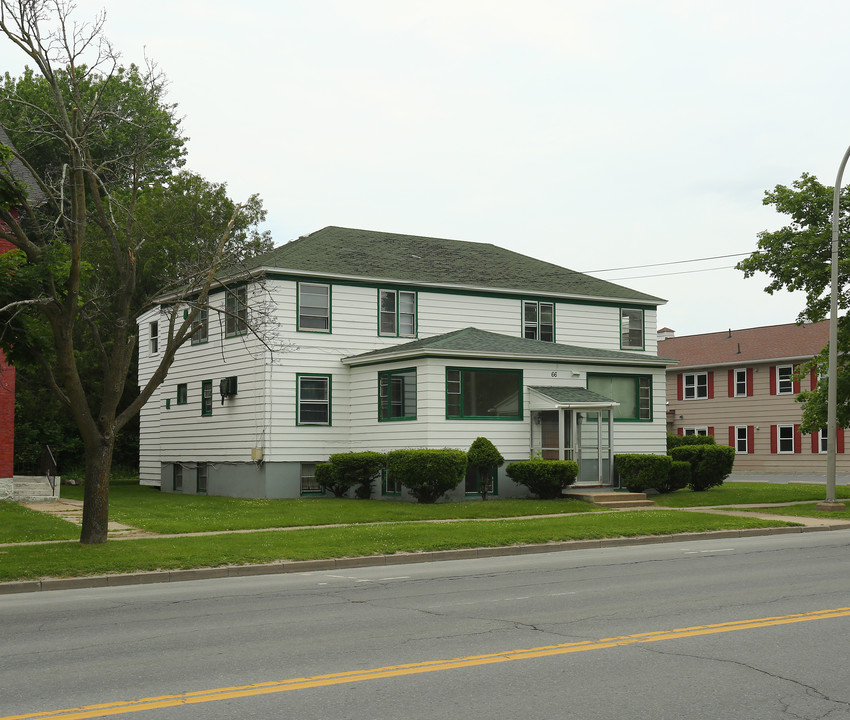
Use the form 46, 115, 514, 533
466, 437, 505, 501
614, 454, 672, 492
670, 444, 735, 491
386, 449, 467, 503
656, 460, 691, 494
505, 458, 578, 499
313, 462, 340, 497
327, 451, 386, 499
667, 432, 717, 451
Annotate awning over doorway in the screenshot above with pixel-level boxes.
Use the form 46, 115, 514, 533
528, 386, 619, 410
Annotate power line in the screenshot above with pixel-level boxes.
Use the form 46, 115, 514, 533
607, 265, 736, 281
582, 251, 757, 274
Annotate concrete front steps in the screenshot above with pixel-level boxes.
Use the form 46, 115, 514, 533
6, 476, 61, 502
564, 488, 655, 509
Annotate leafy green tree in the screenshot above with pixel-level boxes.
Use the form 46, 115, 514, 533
737, 173, 850, 433
0, 1, 271, 544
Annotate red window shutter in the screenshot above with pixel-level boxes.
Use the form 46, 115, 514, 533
677, 427, 684, 437
728, 369, 734, 397
770, 425, 777, 453
838, 427, 845, 454
728, 426, 735, 447
770, 366, 777, 395
677, 374, 683, 401
747, 368, 754, 396
811, 432, 819, 454
747, 425, 755, 454
707, 426, 715, 439
707, 371, 714, 399
810, 368, 817, 390
793, 366, 801, 394
794, 424, 802, 453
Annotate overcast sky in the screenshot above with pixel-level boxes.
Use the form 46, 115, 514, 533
3, 0, 849, 337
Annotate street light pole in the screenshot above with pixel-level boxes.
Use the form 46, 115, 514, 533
818, 144, 850, 511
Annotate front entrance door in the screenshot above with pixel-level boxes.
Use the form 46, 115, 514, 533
531, 408, 614, 486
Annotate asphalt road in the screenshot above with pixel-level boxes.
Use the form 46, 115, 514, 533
3, 531, 850, 720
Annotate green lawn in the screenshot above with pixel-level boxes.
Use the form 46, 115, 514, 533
0, 502, 79, 543
0, 510, 797, 582
59, 481, 603, 534
735, 502, 850, 520
651, 482, 850, 507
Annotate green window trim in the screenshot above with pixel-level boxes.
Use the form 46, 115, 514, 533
465, 466, 498, 496
296, 373, 332, 426
446, 367, 523, 421
619, 307, 645, 350
201, 380, 213, 417
176, 383, 188, 405
378, 368, 417, 421
586, 372, 652, 422
297, 282, 331, 333
191, 307, 209, 345
522, 300, 555, 342
378, 288, 417, 338
381, 468, 402, 496
225, 285, 248, 337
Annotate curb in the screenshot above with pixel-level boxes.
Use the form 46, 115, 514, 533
4, 522, 850, 595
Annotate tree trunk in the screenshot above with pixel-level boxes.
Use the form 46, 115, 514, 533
79, 437, 114, 544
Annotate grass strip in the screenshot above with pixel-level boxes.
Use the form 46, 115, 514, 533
58, 484, 602, 534
0, 511, 797, 582
0, 502, 79, 543
652, 482, 850, 507
734, 503, 850, 520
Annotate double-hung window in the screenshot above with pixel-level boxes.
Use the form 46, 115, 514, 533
734, 368, 748, 397
378, 368, 417, 420
297, 374, 331, 425
149, 321, 159, 354
379, 289, 416, 337
191, 307, 209, 345
176, 383, 188, 405
777, 365, 794, 394
587, 374, 652, 421
201, 380, 213, 416
523, 301, 554, 342
446, 368, 522, 420
620, 308, 644, 350
819, 428, 829, 454
684, 372, 708, 399
777, 425, 795, 453
298, 283, 330, 332
225, 285, 248, 337
735, 426, 748, 453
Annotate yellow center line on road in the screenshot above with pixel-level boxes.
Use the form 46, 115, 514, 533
6, 606, 850, 720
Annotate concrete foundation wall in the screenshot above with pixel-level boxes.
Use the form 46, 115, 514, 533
158, 461, 535, 501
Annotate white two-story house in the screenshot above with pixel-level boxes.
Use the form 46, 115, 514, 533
137, 226, 670, 500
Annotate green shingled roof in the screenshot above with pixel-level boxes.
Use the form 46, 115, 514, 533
528, 386, 618, 404
343, 327, 672, 366
248, 226, 663, 304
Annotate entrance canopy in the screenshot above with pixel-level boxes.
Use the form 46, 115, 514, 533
528, 386, 618, 486
528, 386, 619, 411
